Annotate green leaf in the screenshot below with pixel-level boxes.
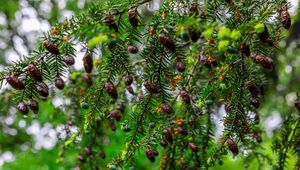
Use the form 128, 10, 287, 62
203, 28, 214, 39
230, 29, 241, 41
254, 23, 264, 33
218, 27, 231, 40
88, 34, 108, 49
218, 40, 230, 53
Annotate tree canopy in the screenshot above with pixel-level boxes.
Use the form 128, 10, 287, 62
0, 0, 300, 170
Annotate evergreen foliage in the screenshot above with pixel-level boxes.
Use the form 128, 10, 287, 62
0, 0, 299, 169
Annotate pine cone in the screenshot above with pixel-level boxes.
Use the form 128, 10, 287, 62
189, 3, 199, 15
143, 81, 158, 94
104, 15, 118, 32
77, 155, 86, 163
258, 25, 273, 45
280, 5, 291, 29
226, 138, 239, 155
126, 86, 134, 95
5, 75, 25, 90
176, 59, 186, 72
43, 39, 59, 55
63, 56, 75, 66
252, 53, 264, 64
203, 60, 211, 68
160, 139, 168, 147
55, 77, 65, 90
153, 150, 159, 156
145, 149, 155, 162
252, 53, 273, 70
83, 74, 93, 86
127, 45, 139, 54
241, 43, 250, 56
253, 134, 262, 143
128, 8, 139, 27
189, 29, 200, 42
105, 82, 118, 99
208, 56, 218, 67
124, 75, 133, 86
118, 102, 126, 113
163, 128, 173, 143
17, 102, 29, 115
203, 56, 217, 68
177, 127, 188, 136
83, 52, 93, 73
84, 147, 92, 156
28, 99, 39, 114
245, 81, 259, 96
260, 56, 273, 70
158, 33, 176, 52
189, 142, 199, 153
180, 90, 190, 103
160, 103, 172, 114
28, 63, 43, 82
110, 110, 121, 121
251, 97, 260, 109
36, 82, 49, 97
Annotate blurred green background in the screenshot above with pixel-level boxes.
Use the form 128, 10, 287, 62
0, 0, 300, 169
